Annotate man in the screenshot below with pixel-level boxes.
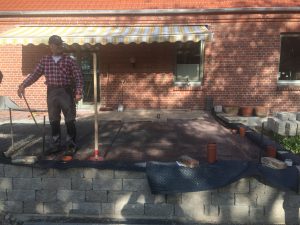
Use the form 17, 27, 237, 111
17, 35, 83, 155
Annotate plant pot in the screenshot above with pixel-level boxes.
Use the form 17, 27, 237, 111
223, 106, 239, 116
254, 106, 268, 117
239, 106, 253, 117
207, 143, 217, 164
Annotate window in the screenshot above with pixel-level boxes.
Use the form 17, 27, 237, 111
279, 34, 300, 82
175, 41, 204, 85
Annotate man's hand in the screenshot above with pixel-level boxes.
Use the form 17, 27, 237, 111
75, 94, 82, 103
17, 85, 25, 98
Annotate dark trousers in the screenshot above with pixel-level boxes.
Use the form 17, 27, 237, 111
47, 86, 76, 147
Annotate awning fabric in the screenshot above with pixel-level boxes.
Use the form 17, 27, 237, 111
0, 25, 212, 45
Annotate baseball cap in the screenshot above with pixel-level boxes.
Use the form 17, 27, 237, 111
48, 35, 64, 45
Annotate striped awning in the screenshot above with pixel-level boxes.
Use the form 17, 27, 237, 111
0, 25, 212, 45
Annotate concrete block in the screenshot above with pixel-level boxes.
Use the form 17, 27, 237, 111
264, 204, 285, 224
36, 190, 56, 202
71, 178, 93, 190
0, 178, 12, 189
182, 191, 212, 205
218, 205, 250, 223
145, 203, 174, 217
57, 190, 85, 202
71, 202, 101, 215
211, 193, 234, 205
166, 194, 182, 204
54, 168, 84, 178
249, 206, 265, 223
101, 203, 114, 214
92, 178, 122, 191
257, 192, 284, 206
276, 112, 290, 121
85, 190, 107, 202
122, 179, 149, 191
44, 202, 72, 214
83, 169, 114, 179
115, 203, 144, 216
282, 193, 300, 208
3, 201, 23, 213
114, 170, 145, 179
273, 119, 286, 136
297, 112, 300, 121
0, 165, 5, 177
283, 207, 300, 225
107, 191, 164, 204
32, 168, 54, 178
41, 178, 71, 190
23, 201, 43, 214
235, 193, 257, 206
288, 113, 297, 121
249, 178, 265, 193
0, 191, 6, 201
285, 121, 298, 136
4, 165, 32, 178
7, 190, 35, 201
218, 178, 250, 193
12, 178, 42, 190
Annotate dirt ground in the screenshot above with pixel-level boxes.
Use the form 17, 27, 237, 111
0, 109, 262, 163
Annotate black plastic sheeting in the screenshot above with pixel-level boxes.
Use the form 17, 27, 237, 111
146, 160, 299, 194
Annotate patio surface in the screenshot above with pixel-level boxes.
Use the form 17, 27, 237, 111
0, 109, 262, 163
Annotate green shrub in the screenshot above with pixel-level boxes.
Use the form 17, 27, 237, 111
271, 133, 300, 154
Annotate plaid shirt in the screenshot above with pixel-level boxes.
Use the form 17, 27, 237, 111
21, 55, 83, 95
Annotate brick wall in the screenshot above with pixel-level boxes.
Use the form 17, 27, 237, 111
0, 14, 300, 111
0, 164, 299, 224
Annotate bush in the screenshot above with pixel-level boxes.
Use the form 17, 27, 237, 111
271, 133, 300, 154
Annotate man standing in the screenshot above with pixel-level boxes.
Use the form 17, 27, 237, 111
17, 35, 83, 156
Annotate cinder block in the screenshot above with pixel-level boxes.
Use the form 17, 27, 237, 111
32, 168, 54, 178
114, 170, 145, 179
92, 178, 122, 191
0, 178, 12, 189
71, 202, 101, 215
57, 190, 85, 202
71, 178, 93, 190
44, 202, 72, 214
12, 178, 42, 190
0, 191, 6, 201
4, 165, 32, 178
276, 112, 290, 121
257, 192, 284, 206
85, 190, 107, 202
218, 178, 250, 193
122, 179, 149, 191
211, 193, 234, 206
235, 193, 257, 206
23, 201, 43, 214
264, 204, 285, 224
0, 165, 5, 177
273, 119, 286, 136
41, 178, 71, 190
249, 206, 265, 223
36, 190, 56, 202
101, 203, 114, 214
145, 203, 174, 217
54, 168, 84, 178
297, 112, 300, 121
218, 205, 250, 223
3, 201, 23, 213
166, 194, 182, 204
288, 113, 297, 121
83, 169, 114, 179
285, 121, 298, 136
115, 203, 144, 216
7, 190, 35, 201
181, 191, 212, 205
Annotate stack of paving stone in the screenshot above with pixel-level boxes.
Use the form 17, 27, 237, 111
267, 112, 300, 136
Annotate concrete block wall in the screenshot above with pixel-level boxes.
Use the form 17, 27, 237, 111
0, 164, 299, 224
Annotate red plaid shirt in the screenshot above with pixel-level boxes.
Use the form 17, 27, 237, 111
21, 55, 83, 95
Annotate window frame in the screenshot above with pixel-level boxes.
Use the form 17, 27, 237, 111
174, 41, 205, 87
278, 33, 300, 86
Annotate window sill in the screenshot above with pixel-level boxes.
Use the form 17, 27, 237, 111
173, 82, 203, 91
277, 81, 300, 91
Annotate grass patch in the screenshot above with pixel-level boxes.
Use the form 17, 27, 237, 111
270, 133, 300, 154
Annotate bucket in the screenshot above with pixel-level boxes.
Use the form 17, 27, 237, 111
239, 127, 246, 137
207, 143, 217, 163
266, 145, 276, 158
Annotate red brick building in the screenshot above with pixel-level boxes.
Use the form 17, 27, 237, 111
0, 0, 300, 111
